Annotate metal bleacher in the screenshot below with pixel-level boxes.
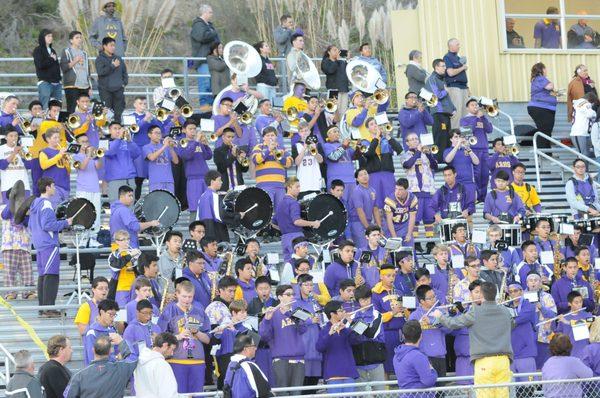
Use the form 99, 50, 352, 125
0, 100, 581, 394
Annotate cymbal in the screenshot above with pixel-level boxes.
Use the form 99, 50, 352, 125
9, 180, 25, 216
14, 195, 35, 225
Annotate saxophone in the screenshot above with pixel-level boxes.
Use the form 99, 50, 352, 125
256, 256, 265, 278
355, 260, 363, 286
225, 251, 236, 276
549, 232, 562, 282
159, 274, 171, 312
446, 264, 457, 305
209, 272, 218, 300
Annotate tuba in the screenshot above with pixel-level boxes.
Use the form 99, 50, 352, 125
287, 49, 321, 91
223, 41, 263, 79
346, 59, 386, 96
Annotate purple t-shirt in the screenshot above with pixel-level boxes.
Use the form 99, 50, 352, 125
348, 184, 376, 223
143, 142, 173, 184
534, 21, 561, 49
73, 153, 100, 193
443, 147, 474, 184
528, 75, 558, 111
275, 194, 302, 234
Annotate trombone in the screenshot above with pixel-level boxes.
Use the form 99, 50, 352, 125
152, 108, 169, 122
368, 88, 389, 105
15, 111, 32, 133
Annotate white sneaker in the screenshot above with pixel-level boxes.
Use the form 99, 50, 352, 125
88, 238, 103, 248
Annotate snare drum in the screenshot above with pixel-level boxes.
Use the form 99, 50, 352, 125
134, 190, 181, 235
499, 224, 522, 247
572, 217, 600, 233
523, 213, 552, 232
438, 219, 469, 244
223, 187, 273, 232
300, 193, 347, 244
56, 197, 96, 229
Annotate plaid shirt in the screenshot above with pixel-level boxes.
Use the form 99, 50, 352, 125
1, 219, 30, 252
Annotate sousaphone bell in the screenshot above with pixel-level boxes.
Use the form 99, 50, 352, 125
346, 59, 386, 95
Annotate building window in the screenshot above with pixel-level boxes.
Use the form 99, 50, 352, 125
501, 0, 600, 51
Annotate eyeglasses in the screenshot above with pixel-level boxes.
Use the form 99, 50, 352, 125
424, 296, 437, 301
116, 238, 128, 242
468, 264, 481, 269
106, 312, 117, 318
282, 292, 294, 297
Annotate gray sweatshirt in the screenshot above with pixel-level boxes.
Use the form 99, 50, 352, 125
89, 15, 127, 57
6, 370, 44, 398
95, 51, 128, 92
438, 301, 514, 362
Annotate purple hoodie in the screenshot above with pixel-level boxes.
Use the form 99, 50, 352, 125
103, 138, 140, 181
177, 141, 212, 179
29, 197, 69, 251
109, 200, 140, 248
582, 343, 600, 376
542, 356, 593, 398
122, 319, 161, 359
316, 322, 359, 380
258, 309, 308, 360
393, 344, 437, 389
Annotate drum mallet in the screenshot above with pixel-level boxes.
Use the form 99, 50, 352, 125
156, 206, 169, 222
71, 203, 88, 220
317, 210, 334, 224
241, 203, 258, 217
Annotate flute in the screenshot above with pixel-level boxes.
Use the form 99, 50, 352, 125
536, 307, 585, 327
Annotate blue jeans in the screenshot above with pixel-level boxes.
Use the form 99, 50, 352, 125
256, 83, 277, 103
38, 81, 63, 109
197, 63, 212, 107
326, 378, 355, 394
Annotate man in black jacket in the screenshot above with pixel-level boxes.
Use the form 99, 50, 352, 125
95, 37, 128, 122
214, 128, 249, 191
33, 29, 62, 109
38, 335, 73, 398
321, 45, 349, 119
190, 4, 220, 108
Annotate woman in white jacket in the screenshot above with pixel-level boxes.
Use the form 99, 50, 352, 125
571, 93, 598, 159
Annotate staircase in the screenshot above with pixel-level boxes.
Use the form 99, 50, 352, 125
0, 102, 581, 395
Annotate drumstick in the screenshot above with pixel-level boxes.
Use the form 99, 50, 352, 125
317, 210, 334, 224
71, 203, 88, 219
156, 206, 169, 222
242, 203, 258, 215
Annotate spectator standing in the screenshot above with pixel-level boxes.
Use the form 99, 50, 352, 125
443, 38, 469, 128
38, 335, 73, 398
542, 334, 593, 398
254, 41, 278, 103
527, 62, 557, 152
60, 31, 92, 114
134, 333, 179, 398
506, 18, 525, 48
190, 4, 220, 108
426, 59, 455, 161
89, 1, 127, 57
32, 29, 62, 109
224, 335, 273, 397
6, 350, 43, 398
405, 50, 427, 94
96, 37, 128, 122
321, 45, 350, 119
355, 42, 387, 83
567, 64, 598, 122
570, 93, 597, 159
534, 7, 561, 49
207, 42, 229, 97
274, 14, 294, 92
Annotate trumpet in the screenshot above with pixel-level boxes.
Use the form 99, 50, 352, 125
207, 132, 218, 142
348, 140, 365, 152
506, 145, 519, 156
180, 104, 193, 118
12, 148, 32, 164
309, 144, 318, 156
383, 123, 393, 133
15, 111, 32, 133
369, 88, 389, 105
319, 99, 338, 113
67, 114, 82, 130
238, 112, 253, 125
286, 107, 299, 122
422, 145, 439, 155
238, 155, 250, 167
153, 108, 169, 122
129, 124, 140, 133
87, 146, 105, 158
274, 149, 285, 160
169, 88, 181, 100
178, 138, 189, 148
122, 128, 132, 142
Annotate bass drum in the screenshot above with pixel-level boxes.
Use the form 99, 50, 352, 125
134, 190, 181, 236
223, 187, 273, 231
300, 193, 347, 244
56, 197, 96, 230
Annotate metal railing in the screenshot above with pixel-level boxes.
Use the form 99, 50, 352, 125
0, 343, 15, 387
491, 109, 516, 138
533, 131, 600, 191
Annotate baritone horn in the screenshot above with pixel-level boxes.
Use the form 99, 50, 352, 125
67, 114, 82, 130
286, 107, 298, 122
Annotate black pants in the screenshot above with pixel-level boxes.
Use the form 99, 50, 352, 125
216, 353, 232, 390
433, 113, 451, 162
302, 376, 319, 395
429, 356, 447, 381
135, 177, 145, 201
37, 274, 59, 306
171, 161, 188, 211
64, 87, 89, 114
99, 87, 125, 122
527, 106, 556, 150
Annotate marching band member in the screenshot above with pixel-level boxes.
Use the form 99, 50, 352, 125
533, 219, 561, 281
82, 299, 121, 366
566, 159, 600, 219
488, 138, 520, 190
30, 177, 72, 315
430, 165, 475, 224
486, 225, 520, 272
212, 96, 243, 147
109, 185, 160, 249
39, 128, 70, 207
197, 170, 230, 242
582, 319, 600, 376
397, 92, 433, 148
130, 253, 161, 308
359, 225, 388, 288
259, 284, 309, 391
563, 225, 598, 260
371, 263, 408, 377
324, 240, 361, 295
275, 176, 319, 263
131, 96, 159, 200
71, 93, 106, 147
199, 237, 223, 273
448, 223, 479, 264
483, 170, 526, 224
525, 272, 557, 368
157, 280, 212, 395
254, 99, 285, 147
178, 119, 213, 213
160, 108, 185, 138
244, 239, 271, 282
143, 126, 179, 192
292, 120, 324, 199
247, 275, 277, 384
453, 256, 481, 303
394, 251, 417, 297
429, 245, 452, 304
189, 220, 206, 248
104, 121, 141, 202
332, 279, 358, 313
283, 82, 309, 133
348, 168, 380, 248
444, 129, 479, 197
205, 276, 238, 334
505, 283, 538, 379
0, 96, 24, 135
234, 258, 258, 303
72, 134, 102, 247
26, 100, 44, 136
478, 250, 504, 293
551, 257, 594, 314
575, 246, 599, 284
294, 273, 324, 390
182, 251, 211, 309
393, 320, 438, 390
152, 68, 172, 106
427, 59, 455, 160
0, 126, 33, 202
511, 163, 542, 215
415, 268, 432, 289
514, 241, 547, 288
124, 278, 158, 323
214, 127, 249, 191
157, 231, 185, 285
460, 98, 493, 202
122, 299, 161, 359
301, 96, 327, 144
400, 132, 438, 239
345, 90, 389, 142
291, 258, 330, 306
323, 125, 360, 203
316, 301, 360, 393
410, 285, 450, 377
252, 126, 293, 216
554, 291, 593, 359
108, 229, 140, 307
384, 178, 418, 245
74, 276, 109, 336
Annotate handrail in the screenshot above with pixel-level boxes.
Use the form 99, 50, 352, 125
498, 109, 515, 135
533, 131, 600, 191
0, 342, 16, 386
